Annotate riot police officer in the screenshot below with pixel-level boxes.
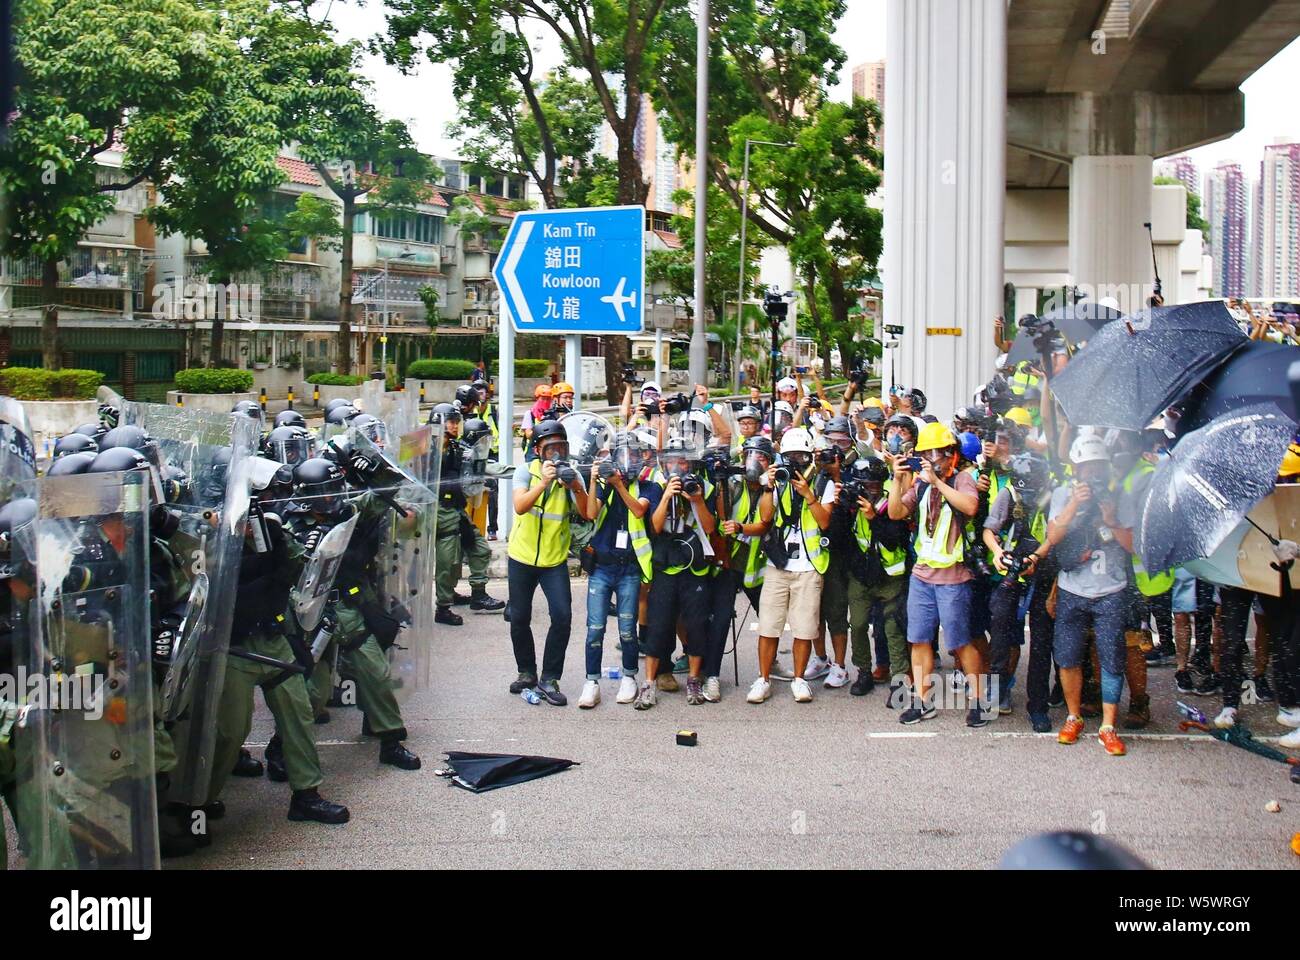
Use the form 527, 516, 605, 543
434, 409, 503, 624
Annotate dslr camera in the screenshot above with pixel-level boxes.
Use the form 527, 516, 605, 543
846, 356, 871, 387
661, 392, 693, 415
681, 473, 704, 497
552, 458, 579, 485
621, 363, 644, 387
816, 446, 842, 467
597, 458, 617, 481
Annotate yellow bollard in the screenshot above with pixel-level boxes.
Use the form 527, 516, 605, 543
287, 386, 294, 411
259, 387, 267, 413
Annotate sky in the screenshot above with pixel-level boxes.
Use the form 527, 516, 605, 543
326, 0, 1293, 179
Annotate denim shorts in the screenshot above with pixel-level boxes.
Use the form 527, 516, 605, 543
1052, 586, 1127, 674
1170, 568, 1197, 614
906, 576, 972, 652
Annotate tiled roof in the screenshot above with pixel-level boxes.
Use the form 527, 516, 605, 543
355, 172, 449, 207
653, 229, 683, 249
277, 157, 324, 186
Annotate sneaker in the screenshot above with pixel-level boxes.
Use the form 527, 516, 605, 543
1144, 648, 1172, 667
966, 707, 991, 728
1123, 694, 1151, 730
703, 677, 722, 703
803, 656, 831, 681
1058, 716, 1084, 744
1097, 725, 1127, 756
824, 663, 850, 689
1213, 706, 1238, 729
508, 672, 538, 694
470, 592, 506, 612
657, 672, 679, 693
791, 677, 814, 703
746, 677, 772, 704
633, 682, 657, 710
770, 662, 796, 682
616, 675, 639, 704
1279, 726, 1300, 749
672, 654, 689, 674
948, 669, 965, 693
1193, 672, 1221, 697
536, 679, 567, 707
1175, 670, 1197, 694
686, 676, 705, 705
849, 671, 875, 696
1029, 711, 1052, 733
1253, 673, 1276, 702
899, 703, 937, 725
577, 680, 600, 709
1276, 706, 1300, 729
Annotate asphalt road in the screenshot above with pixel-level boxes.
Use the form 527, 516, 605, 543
169, 577, 1300, 870
12, 391, 1286, 872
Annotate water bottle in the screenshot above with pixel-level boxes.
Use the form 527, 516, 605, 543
605, 666, 622, 680
520, 688, 542, 705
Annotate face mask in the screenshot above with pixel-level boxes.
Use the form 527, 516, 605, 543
886, 434, 903, 455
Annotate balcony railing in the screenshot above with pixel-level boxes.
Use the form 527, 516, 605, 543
2, 246, 147, 292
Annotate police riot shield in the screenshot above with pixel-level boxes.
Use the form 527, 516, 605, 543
15, 470, 158, 869
120, 401, 259, 807
0, 396, 37, 496
344, 426, 440, 700
292, 512, 358, 634
563, 411, 616, 482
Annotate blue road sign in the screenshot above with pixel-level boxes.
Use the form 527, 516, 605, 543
493, 205, 645, 335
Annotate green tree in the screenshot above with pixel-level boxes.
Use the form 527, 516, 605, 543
0, 0, 242, 367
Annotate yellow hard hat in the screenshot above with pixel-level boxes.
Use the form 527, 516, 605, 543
915, 421, 957, 453
1005, 407, 1033, 428
552, 381, 575, 396
863, 396, 884, 408
1281, 441, 1300, 478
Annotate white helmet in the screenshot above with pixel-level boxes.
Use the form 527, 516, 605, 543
1070, 433, 1110, 466
776, 377, 797, 393
780, 427, 814, 454
774, 400, 794, 416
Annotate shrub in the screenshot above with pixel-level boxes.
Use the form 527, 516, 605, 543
406, 358, 476, 380
174, 368, 254, 394
486, 358, 551, 378
306, 372, 365, 386
0, 367, 103, 400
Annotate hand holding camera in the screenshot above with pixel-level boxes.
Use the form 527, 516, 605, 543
539, 460, 559, 484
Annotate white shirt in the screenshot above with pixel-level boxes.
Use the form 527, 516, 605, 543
773, 481, 836, 573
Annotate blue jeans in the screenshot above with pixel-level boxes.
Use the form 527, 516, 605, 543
507, 558, 572, 681
906, 576, 973, 652
584, 562, 642, 679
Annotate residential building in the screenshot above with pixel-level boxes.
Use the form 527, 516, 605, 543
851, 60, 886, 149
1255, 139, 1300, 298
1204, 161, 1249, 297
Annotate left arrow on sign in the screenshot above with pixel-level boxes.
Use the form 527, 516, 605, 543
502, 219, 535, 324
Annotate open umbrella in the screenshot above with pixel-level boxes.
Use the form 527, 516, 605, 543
1175, 340, 1300, 434
1134, 402, 1296, 573
1049, 300, 1246, 431
437, 752, 578, 793
1006, 301, 1122, 366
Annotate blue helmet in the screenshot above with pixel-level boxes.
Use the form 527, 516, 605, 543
958, 431, 982, 463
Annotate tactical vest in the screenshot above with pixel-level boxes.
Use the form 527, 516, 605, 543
662, 477, 716, 577
729, 482, 767, 588
507, 459, 571, 568
853, 510, 907, 577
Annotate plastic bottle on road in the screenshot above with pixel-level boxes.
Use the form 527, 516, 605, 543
520, 688, 542, 705
605, 666, 622, 680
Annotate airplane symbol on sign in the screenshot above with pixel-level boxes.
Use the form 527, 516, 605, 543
600, 277, 637, 325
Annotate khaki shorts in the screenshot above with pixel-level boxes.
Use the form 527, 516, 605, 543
758, 565, 824, 639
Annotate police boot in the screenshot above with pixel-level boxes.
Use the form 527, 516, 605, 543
265, 735, 288, 783
231, 747, 264, 778
289, 788, 350, 824
469, 587, 505, 612
158, 814, 198, 859
436, 605, 464, 626
451, 591, 473, 606
379, 734, 421, 770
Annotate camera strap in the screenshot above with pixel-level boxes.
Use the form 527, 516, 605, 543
688, 500, 715, 558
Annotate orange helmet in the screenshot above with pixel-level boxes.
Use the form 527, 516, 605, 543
534, 384, 552, 399
552, 381, 575, 396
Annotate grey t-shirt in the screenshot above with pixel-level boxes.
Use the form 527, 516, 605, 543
1117, 465, 1154, 531
1049, 485, 1129, 599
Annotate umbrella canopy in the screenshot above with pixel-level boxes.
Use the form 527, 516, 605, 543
1175, 340, 1300, 434
1134, 402, 1297, 573
1049, 300, 1246, 431
1006, 301, 1122, 366
440, 751, 578, 793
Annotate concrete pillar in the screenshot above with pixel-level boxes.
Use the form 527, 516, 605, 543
1068, 156, 1154, 314
884, 0, 1005, 416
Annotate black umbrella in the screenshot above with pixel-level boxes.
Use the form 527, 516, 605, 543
1134, 402, 1296, 573
1175, 340, 1300, 434
1049, 300, 1246, 431
438, 751, 578, 793
1006, 301, 1122, 366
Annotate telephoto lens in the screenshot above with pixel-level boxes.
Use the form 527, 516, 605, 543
682, 474, 703, 496
597, 459, 616, 481
555, 460, 578, 485
772, 466, 791, 484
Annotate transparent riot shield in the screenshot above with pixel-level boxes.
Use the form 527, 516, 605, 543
119, 401, 259, 807
563, 411, 616, 487
15, 470, 158, 869
0, 397, 37, 497
339, 426, 440, 701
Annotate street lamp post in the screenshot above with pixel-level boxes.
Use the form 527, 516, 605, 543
381, 249, 414, 375
688, 0, 710, 389
733, 138, 792, 393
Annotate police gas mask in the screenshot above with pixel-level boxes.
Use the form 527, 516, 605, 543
743, 451, 772, 484
783, 451, 813, 476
